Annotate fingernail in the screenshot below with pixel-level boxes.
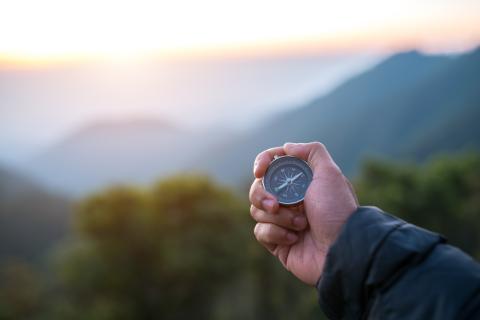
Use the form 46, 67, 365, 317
262, 199, 275, 211
293, 216, 306, 228
287, 232, 298, 242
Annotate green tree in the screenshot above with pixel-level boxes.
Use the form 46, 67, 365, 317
355, 153, 480, 258
4, 155, 478, 320
48, 175, 322, 320
0, 260, 44, 319
53, 176, 251, 319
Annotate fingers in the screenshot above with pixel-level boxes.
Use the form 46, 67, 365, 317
253, 146, 285, 178
253, 142, 339, 179
250, 205, 308, 231
249, 178, 278, 213
283, 142, 335, 168
254, 223, 298, 247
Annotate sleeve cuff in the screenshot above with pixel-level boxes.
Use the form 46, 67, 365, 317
316, 206, 444, 319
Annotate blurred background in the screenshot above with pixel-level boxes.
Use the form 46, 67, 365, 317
1, 0, 480, 319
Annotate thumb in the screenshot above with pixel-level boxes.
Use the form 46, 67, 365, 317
283, 142, 336, 170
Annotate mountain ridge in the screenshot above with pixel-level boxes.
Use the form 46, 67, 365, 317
194, 47, 480, 184
25, 118, 236, 195
21, 47, 480, 194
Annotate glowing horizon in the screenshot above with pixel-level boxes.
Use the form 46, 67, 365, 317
1, 0, 480, 66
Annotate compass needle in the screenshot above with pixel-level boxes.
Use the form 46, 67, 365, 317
263, 156, 313, 206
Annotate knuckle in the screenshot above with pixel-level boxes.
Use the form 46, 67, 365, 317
248, 182, 255, 202
292, 216, 306, 230
282, 227, 290, 239
253, 157, 260, 171
311, 141, 326, 151
285, 212, 296, 227
278, 229, 290, 243
248, 180, 261, 203
250, 206, 263, 222
249, 205, 256, 218
289, 214, 298, 229
256, 191, 264, 204
253, 223, 262, 239
263, 224, 275, 242
256, 151, 268, 163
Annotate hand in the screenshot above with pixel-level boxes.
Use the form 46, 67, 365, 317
249, 142, 358, 285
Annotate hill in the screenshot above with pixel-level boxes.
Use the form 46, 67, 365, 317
0, 165, 72, 264
196, 48, 480, 184
25, 119, 234, 195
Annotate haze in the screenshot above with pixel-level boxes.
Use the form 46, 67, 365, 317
1, 0, 479, 62
0, 0, 479, 165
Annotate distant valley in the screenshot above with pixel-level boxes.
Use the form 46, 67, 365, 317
24, 119, 235, 195
1, 47, 479, 265
10, 47, 480, 195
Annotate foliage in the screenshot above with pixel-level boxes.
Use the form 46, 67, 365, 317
51, 177, 242, 319
1, 154, 479, 319
355, 153, 480, 258
49, 175, 320, 320
0, 260, 44, 319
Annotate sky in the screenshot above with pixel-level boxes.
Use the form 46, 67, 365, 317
0, 0, 480, 165
1, 0, 479, 65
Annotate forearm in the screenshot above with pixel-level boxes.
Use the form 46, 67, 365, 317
317, 206, 480, 319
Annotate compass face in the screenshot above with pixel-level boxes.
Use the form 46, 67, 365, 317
263, 156, 313, 205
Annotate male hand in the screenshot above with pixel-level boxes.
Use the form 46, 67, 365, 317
249, 142, 358, 285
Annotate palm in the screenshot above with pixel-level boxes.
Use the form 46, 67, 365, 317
274, 230, 325, 285
273, 173, 356, 285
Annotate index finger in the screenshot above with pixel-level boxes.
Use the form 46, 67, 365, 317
253, 146, 285, 178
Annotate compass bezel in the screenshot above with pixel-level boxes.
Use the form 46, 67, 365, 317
262, 155, 313, 206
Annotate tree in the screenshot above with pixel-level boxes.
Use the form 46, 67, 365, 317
0, 260, 43, 319
54, 176, 251, 319
355, 153, 480, 258
51, 175, 323, 319
12, 153, 478, 319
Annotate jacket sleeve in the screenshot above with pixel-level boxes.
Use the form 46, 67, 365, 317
317, 206, 480, 320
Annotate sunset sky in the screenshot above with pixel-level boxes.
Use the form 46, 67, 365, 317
1, 0, 480, 65
1, 0, 480, 164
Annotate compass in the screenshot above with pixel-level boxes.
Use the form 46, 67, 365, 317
262, 155, 313, 206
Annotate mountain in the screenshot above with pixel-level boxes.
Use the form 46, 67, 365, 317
25, 119, 235, 195
195, 48, 480, 184
0, 52, 379, 165
23, 48, 480, 194
0, 165, 72, 264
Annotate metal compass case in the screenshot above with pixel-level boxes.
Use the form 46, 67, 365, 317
263, 155, 313, 206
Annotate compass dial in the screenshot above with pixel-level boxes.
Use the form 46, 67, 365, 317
263, 156, 313, 206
